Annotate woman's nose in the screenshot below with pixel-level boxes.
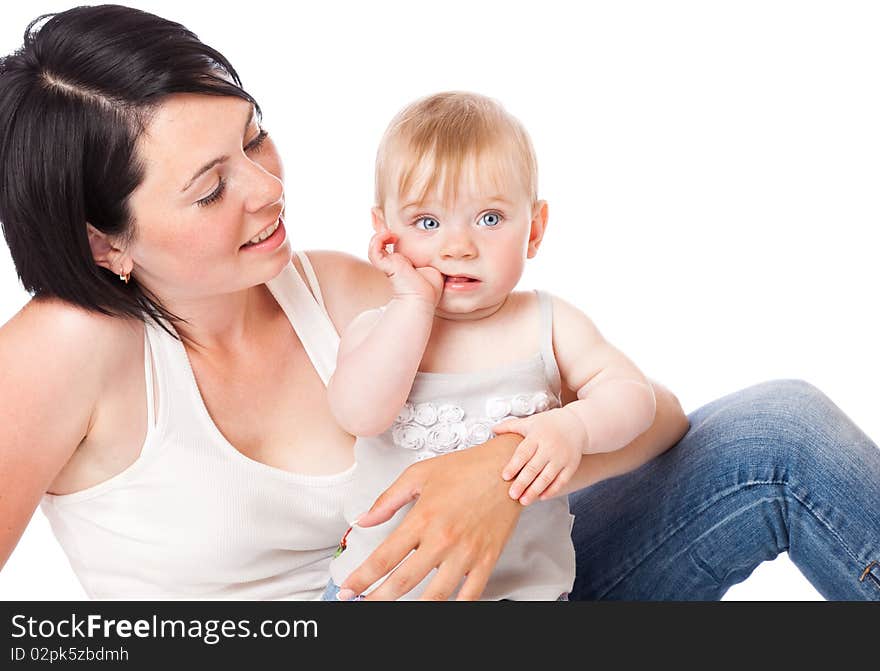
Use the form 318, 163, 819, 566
243, 160, 284, 214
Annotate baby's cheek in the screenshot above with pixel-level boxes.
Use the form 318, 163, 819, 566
394, 238, 432, 267
493, 245, 527, 285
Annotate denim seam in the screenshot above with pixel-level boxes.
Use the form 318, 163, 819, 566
597, 479, 868, 598
687, 546, 723, 583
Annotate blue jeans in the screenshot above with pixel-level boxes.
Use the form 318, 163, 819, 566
568, 379, 880, 600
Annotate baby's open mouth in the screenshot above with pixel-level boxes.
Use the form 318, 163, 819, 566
443, 275, 481, 289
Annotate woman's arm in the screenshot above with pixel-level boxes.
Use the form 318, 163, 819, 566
0, 299, 107, 568
340, 379, 688, 600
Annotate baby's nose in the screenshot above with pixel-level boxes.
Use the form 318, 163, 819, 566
439, 229, 478, 259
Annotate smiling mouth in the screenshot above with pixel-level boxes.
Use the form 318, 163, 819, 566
241, 216, 281, 247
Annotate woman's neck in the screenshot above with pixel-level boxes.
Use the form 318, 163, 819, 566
166, 284, 280, 353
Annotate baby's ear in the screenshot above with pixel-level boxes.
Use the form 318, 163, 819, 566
371, 207, 387, 234
527, 200, 549, 259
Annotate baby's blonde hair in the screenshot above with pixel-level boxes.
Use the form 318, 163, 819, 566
375, 91, 538, 208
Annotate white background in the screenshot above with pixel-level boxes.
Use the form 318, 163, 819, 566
2, 1, 878, 600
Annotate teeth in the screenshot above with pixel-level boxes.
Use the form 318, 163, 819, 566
247, 219, 279, 245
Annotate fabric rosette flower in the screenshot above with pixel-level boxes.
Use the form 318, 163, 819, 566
392, 423, 427, 451
532, 391, 553, 413
467, 421, 494, 447
511, 393, 536, 417
412, 402, 439, 426
436, 404, 465, 423
394, 402, 414, 424
485, 398, 512, 421
426, 421, 467, 453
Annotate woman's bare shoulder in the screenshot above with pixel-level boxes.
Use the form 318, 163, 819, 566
0, 298, 143, 500
298, 250, 392, 331
2, 296, 142, 381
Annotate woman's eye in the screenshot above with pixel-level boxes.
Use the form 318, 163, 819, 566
415, 217, 440, 230
478, 212, 501, 227
196, 177, 226, 208
245, 129, 268, 153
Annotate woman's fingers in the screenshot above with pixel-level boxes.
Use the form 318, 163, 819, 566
340, 523, 420, 599
363, 547, 438, 601
455, 560, 495, 601
344, 435, 524, 601
354, 466, 422, 528
418, 556, 470, 601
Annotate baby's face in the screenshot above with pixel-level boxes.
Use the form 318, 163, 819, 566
378, 174, 546, 321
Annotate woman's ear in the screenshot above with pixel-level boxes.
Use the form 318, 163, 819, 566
527, 200, 549, 259
86, 223, 131, 276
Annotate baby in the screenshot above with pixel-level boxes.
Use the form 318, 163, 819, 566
325, 92, 656, 600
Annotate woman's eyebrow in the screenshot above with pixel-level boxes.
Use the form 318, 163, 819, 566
181, 156, 228, 192
180, 106, 256, 193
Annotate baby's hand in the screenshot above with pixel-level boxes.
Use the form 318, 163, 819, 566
368, 228, 443, 307
494, 408, 587, 506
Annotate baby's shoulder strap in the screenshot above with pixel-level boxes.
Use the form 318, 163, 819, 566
534, 290, 563, 400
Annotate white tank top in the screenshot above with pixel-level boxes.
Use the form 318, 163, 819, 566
40, 253, 356, 599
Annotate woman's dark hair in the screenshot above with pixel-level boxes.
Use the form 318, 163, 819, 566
0, 4, 260, 334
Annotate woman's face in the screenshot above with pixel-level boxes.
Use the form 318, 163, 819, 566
124, 94, 289, 303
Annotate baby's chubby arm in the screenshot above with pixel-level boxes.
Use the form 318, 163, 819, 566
327, 230, 443, 436
550, 294, 657, 454
496, 294, 656, 503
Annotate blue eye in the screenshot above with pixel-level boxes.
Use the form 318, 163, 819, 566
478, 212, 501, 227
415, 217, 440, 230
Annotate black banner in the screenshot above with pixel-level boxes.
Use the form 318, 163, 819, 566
0, 601, 871, 666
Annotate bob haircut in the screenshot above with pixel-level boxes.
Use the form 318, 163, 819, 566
374, 91, 539, 209
0, 4, 260, 334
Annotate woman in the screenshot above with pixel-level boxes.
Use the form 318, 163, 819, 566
0, 5, 877, 600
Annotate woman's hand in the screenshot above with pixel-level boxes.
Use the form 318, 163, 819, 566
339, 433, 523, 601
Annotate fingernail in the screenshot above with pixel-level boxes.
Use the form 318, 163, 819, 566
337, 588, 356, 601
351, 514, 366, 527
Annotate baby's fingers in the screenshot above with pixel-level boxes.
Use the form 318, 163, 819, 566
537, 464, 578, 502
518, 462, 563, 506
501, 438, 537, 482
367, 230, 397, 273
508, 453, 550, 502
